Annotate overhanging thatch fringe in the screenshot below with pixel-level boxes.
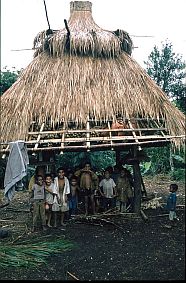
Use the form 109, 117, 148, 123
1, 52, 185, 148
0, 1, 185, 150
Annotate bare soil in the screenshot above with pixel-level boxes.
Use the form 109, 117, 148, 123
0, 174, 185, 281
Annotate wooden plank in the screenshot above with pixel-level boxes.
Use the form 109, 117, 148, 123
86, 119, 90, 150
27, 127, 168, 135
107, 121, 113, 149
0, 134, 184, 152
12, 139, 169, 152
22, 134, 186, 144
60, 123, 66, 154
128, 119, 142, 151
34, 123, 45, 149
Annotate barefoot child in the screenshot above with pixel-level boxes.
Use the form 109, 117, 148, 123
45, 174, 55, 227
69, 176, 80, 217
75, 162, 98, 216
29, 175, 47, 232
53, 168, 70, 227
166, 183, 179, 227
115, 168, 133, 212
99, 170, 117, 211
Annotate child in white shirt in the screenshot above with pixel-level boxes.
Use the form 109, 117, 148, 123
99, 170, 116, 211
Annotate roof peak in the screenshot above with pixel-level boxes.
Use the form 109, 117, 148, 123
70, 1, 92, 13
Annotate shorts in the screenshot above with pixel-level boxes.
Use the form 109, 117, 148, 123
52, 201, 69, 212
82, 188, 95, 197
169, 210, 177, 221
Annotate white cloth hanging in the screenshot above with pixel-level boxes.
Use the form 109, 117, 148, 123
4, 140, 29, 201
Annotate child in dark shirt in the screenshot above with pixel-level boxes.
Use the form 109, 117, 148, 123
69, 176, 80, 217
166, 183, 178, 228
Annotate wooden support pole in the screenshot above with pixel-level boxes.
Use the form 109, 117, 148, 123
115, 150, 121, 167
86, 119, 90, 151
132, 146, 142, 213
141, 176, 147, 197
34, 123, 45, 150
60, 123, 66, 154
128, 119, 142, 151
107, 121, 113, 149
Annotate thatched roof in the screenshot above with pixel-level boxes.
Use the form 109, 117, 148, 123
1, 1, 185, 153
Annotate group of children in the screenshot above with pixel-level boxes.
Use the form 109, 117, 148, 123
29, 163, 179, 232
28, 163, 134, 231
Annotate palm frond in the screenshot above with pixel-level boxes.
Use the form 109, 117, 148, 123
0, 238, 74, 268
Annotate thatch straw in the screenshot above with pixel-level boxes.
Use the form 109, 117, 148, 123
0, 1, 185, 149
33, 1, 132, 58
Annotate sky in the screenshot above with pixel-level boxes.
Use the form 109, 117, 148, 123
1, 0, 186, 71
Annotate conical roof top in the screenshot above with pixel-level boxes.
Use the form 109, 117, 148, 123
1, 1, 185, 153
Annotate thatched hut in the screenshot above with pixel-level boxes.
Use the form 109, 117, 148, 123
1, 1, 185, 211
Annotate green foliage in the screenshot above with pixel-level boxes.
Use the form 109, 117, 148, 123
0, 67, 22, 95
170, 168, 185, 181
144, 41, 186, 113
0, 238, 74, 268
139, 147, 185, 181
140, 161, 152, 176
143, 147, 171, 174
56, 149, 185, 180
56, 151, 115, 172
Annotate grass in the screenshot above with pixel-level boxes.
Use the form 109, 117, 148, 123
0, 238, 74, 268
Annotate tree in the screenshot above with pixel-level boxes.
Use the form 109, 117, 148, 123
0, 67, 22, 95
144, 41, 186, 113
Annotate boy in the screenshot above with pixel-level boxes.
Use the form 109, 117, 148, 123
53, 167, 70, 227
29, 175, 47, 232
69, 176, 79, 217
45, 173, 55, 227
166, 183, 179, 227
99, 170, 116, 211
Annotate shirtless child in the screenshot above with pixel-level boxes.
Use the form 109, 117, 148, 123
75, 162, 98, 216
45, 174, 55, 227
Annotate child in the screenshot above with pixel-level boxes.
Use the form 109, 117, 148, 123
166, 183, 179, 227
115, 168, 133, 213
94, 187, 102, 213
45, 174, 55, 227
53, 167, 70, 227
75, 162, 98, 216
28, 166, 46, 214
99, 170, 116, 211
69, 176, 79, 217
29, 175, 47, 232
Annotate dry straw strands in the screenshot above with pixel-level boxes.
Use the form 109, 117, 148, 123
1, 1, 185, 149
1, 53, 185, 147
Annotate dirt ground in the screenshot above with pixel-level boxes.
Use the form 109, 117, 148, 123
0, 174, 185, 281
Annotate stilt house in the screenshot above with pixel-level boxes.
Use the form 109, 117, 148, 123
1, 1, 185, 212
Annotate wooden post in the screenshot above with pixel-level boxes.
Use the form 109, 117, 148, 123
115, 150, 121, 167
132, 146, 142, 213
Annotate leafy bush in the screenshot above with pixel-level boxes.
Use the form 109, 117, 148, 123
170, 168, 185, 181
